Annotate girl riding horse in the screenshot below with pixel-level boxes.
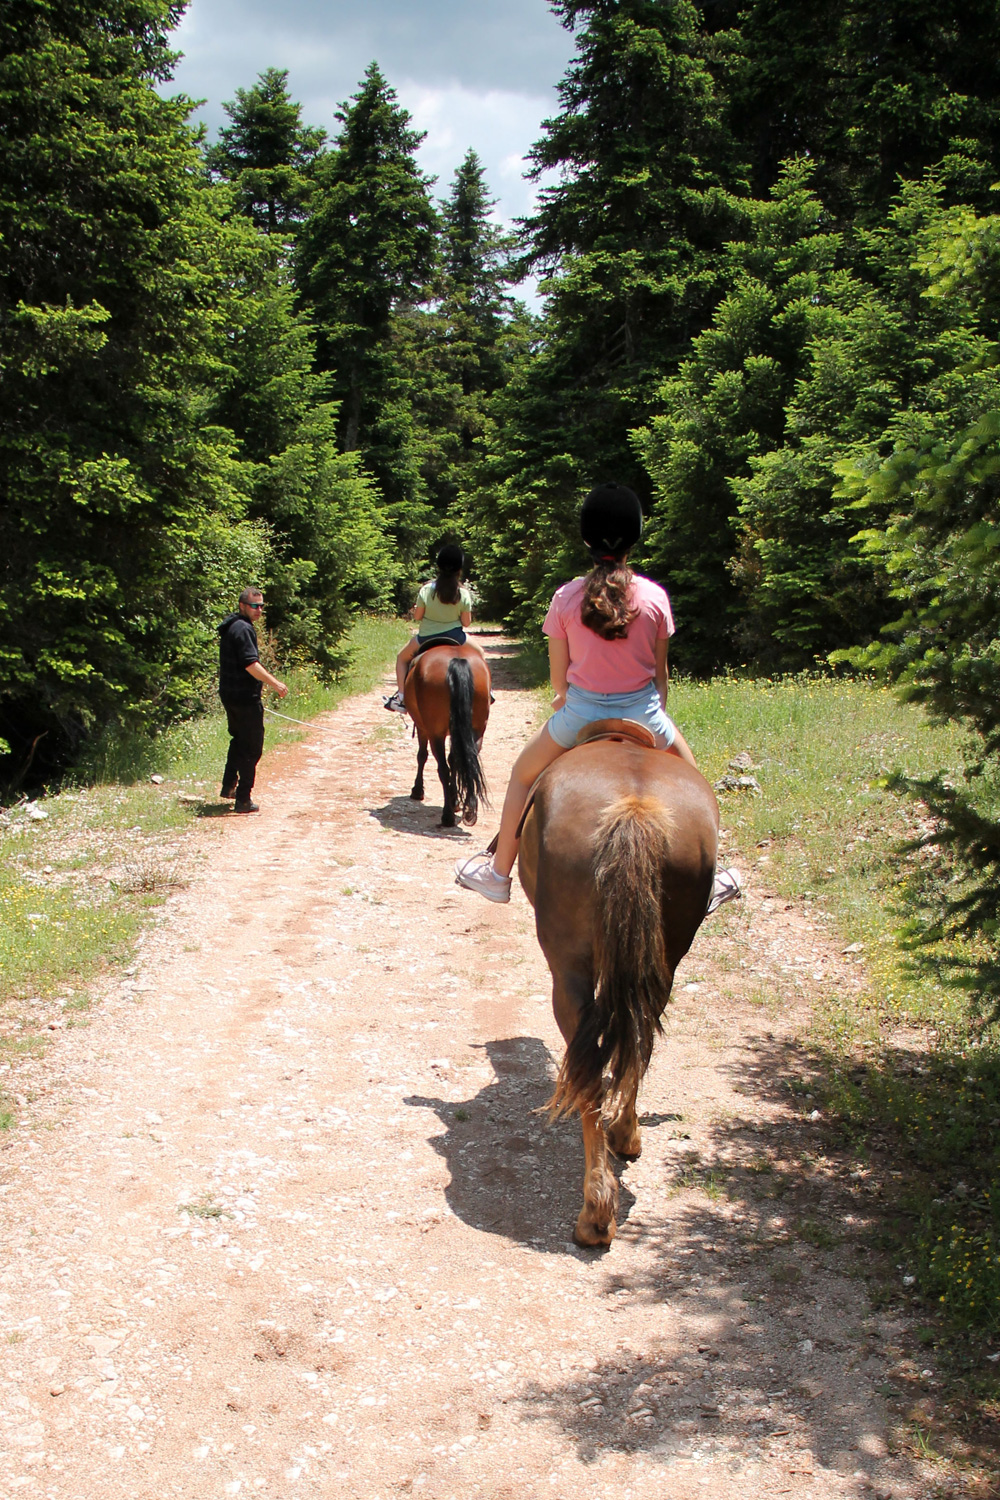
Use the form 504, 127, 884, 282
454, 483, 742, 912
385, 543, 488, 713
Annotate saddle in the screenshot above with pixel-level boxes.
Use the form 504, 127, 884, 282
575, 718, 657, 751
486, 718, 660, 852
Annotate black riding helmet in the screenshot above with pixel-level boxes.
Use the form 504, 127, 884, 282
580, 483, 644, 558
436, 542, 464, 573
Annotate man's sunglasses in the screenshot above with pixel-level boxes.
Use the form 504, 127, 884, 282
247, 601, 264, 609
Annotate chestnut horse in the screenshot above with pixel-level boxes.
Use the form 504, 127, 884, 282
517, 722, 719, 1245
405, 643, 491, 828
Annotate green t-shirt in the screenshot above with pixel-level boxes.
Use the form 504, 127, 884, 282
416, 581, 472, 636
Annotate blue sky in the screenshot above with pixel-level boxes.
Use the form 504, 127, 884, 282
168, 0, 576, 226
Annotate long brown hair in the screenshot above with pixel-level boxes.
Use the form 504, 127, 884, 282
433, 543, 464, 606
580, 556, 638, 640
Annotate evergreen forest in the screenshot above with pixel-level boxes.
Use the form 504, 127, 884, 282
8, 0, 1000, 1006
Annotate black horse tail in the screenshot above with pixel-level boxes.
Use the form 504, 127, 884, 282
447, 657, 488, 826
551, 794, 674, 1117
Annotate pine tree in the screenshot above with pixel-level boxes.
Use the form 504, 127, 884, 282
204, 68, 326, 237
294, 63, 438, 571
468, 0, 747, 628
403, 151, 518, 523
710, 0, 1000, 220
212, 250, 397, 666
0, 0, 267, 765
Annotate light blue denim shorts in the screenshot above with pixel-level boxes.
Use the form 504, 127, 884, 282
545, 683, 676, 750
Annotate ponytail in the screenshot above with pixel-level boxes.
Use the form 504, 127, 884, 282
433, 566, 461, 606
580, 557, 637, 640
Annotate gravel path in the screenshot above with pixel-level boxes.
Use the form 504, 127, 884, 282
0, 639, 931, 1499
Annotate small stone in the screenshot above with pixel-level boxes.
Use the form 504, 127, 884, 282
150, 774, 164, 785
49, 1384, 65, 1397
798, 1339, 814, 1355
842, 942, 864, 954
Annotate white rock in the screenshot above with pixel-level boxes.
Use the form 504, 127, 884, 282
797, 1340, 814, 1355
150, 775, 164, 785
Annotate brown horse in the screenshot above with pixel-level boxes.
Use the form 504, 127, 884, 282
517, 722, 719, 1246
405, 644, 491, 828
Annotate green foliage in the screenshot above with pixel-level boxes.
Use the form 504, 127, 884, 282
638, 162, 843, 668
204, 67, 326, 236
0, 0, 266, 768
468, 0, 746, 628
711, 0, 1000, 219
404, 151, 519, 526
294, 63, 439, 573
211, 251, 397, 666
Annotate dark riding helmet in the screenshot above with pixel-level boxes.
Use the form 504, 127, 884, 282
580, 483, 644, 558
436, 542, 464, 573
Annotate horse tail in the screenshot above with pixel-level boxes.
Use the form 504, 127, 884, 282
551, 794, 673, 1117
447, 657, 488, 824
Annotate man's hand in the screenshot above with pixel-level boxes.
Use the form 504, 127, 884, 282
247, 662, 288, 697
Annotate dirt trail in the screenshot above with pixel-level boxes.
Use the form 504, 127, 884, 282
0, 639, 931, 1500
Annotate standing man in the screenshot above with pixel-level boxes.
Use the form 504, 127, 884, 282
218, 587, 288, 813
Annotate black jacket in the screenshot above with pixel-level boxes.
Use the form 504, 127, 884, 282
218, 612, 261, 703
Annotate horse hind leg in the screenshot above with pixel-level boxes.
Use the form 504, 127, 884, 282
548, 969, 619, 1246
431, 738, 454, 827
576, 1104, 618, 1247
606, 1086, 642, 1160
410, 734, 428, 801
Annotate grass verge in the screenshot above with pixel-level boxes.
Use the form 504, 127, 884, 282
0, 614, 408, 1022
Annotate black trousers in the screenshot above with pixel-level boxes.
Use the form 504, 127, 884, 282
221, 698, 265, 799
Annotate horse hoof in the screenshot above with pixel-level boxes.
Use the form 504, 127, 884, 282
440, 814, 456, 828
462, 810, 478, 827
607, 1125, 642, 1160
410, 789, 424, 802
573, 1212, 616, 1248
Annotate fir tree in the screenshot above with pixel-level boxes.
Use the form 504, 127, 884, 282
204, 67, 326, 237
0, 0, 266, 764
468, 0, 746, 627
404, 151, 518, 523
711, 0, 1000, 220
294, 63, 438, 570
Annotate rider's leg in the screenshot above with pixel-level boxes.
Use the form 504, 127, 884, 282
395, 635, 419, 696
493, 724, 567, 877
665, 726, 698, 768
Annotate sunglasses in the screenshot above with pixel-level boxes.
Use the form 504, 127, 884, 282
246, 601, 264, 609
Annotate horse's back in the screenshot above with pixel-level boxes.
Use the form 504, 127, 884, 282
520, 742, 718, 968
406, 644, 490, 737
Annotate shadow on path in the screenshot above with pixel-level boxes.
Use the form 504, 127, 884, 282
509, 1031, 931, 1490
405, 1035, 636, 1255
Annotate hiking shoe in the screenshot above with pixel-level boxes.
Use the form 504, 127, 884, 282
455, 851, 511, 904
234, 799, 260, 815
707, 866, 742, 915
383, 691, 407, 713
220, 783, 237, 800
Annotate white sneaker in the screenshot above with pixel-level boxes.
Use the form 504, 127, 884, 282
383, 691, 406, 713
707, 866, 742, 915
455, 851, 511, 904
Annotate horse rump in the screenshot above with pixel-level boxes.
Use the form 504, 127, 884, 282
447, 657, 488, 826
550, 793, 674, 1117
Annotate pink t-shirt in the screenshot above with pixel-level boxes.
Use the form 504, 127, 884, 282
542, 574, 675, 694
